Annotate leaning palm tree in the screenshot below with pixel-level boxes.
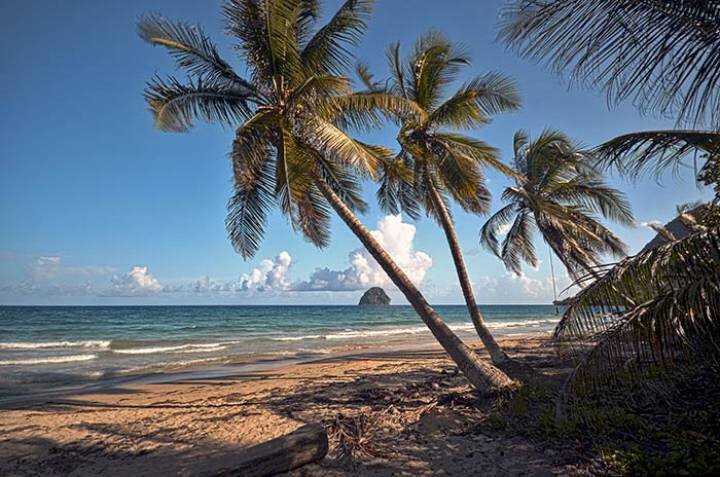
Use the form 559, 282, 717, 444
139, 0, 513, 390
480, 130, 634, 283
367, 33, 522, 365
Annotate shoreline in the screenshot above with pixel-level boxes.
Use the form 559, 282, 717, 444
0, 332, 583, 476
0, 307, 560, 402
0, 331, 551, 409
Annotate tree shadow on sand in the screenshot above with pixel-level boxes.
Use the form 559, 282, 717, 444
2, 340, 586, 476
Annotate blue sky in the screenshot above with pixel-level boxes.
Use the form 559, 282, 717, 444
0, 0, 712, 305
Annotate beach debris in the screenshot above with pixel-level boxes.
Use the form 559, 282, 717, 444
328, 411, 390, 467
205, 424, 327, 477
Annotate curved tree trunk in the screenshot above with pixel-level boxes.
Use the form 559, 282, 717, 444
316, 179, 514, 391
426, 180, 510, 364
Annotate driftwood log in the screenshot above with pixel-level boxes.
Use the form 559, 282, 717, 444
207, 424, 328, 477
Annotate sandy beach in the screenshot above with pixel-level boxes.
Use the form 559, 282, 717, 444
0, 333, 590, 476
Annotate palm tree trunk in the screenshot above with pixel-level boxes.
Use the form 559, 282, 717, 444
425, 180, 510, 364
315, 178, 514, 391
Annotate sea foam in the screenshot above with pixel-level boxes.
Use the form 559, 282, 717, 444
0, 354, 98, 366
266, 319, 557, 342
0, 340, 111, 350
112, 343, 227, 355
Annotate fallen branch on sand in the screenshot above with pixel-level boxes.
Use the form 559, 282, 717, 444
206, 424, 328, 477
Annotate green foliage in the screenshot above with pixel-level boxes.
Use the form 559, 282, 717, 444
480, 368, 720, 476
698, 156, 720, 206
554, 227, 720, 405
480, 129, 632, 281
139, 0, 406, 258
499, 0, 720, 130
367, 32, 521, 224
500, 1, 720, 422
594, 130, 720, 191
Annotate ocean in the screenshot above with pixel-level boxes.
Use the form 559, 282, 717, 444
0, 305, 559, 399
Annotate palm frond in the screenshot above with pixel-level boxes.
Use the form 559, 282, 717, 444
480, 203, 519, 255
646, 221, 677, 243
355, 62, 383, 92
451, 175, 491, 216
594, 130, 720, 180
499, 0, 720, 129
224, 0, 303, 84
410, 32, 470, 110
289, 75, 352, 104
536, 204, 628, 279
512, 129, 530, 175
376, 154, 421, 219
315, 152, 368, 213
296, 182, 332, 248
522, 128, 579, 186
501, 209, 537, 275
485, 130, 630, 278
386, 42, 409, 99
301, 0, 373, 76
419, 167, 453, 225
429, 72, 520, 128
226, 123, 276, 259
547, 177, 635, 226
315, 92, 424, 131
144, 76, 254, 132
303, 118, 389, 176
275, 125, 311, 218
296, 0, 320, 45
138, 15, 252, 89
430, 143, 491, 216
434, 132, 518, 179
436, 152, 480, 204
554, 227, 720, 406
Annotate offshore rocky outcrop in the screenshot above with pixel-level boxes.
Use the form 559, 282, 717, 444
358, 287, 391, 306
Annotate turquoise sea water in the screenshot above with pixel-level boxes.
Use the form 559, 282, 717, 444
0, 305, 559, 397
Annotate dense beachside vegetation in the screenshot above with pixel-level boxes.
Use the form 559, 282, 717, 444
139, 0, 720, 473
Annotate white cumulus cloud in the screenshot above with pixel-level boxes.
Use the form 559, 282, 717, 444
237, 251, 293, 292
295, 215, 432, 291
106, 266, 163, 296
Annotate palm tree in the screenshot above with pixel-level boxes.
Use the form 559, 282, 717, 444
480, 130, 634, 283
139, 0, 513, 390
367, 33, 522, 365
498, 0, 720, 405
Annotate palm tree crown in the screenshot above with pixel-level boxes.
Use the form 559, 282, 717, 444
371, 32, 521, 222
139, 0, 413, 259
481, 130, 634, 281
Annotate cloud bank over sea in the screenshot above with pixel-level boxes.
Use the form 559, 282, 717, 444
0, 215, 575, 304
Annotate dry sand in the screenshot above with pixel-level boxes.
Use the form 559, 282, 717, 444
0, 334, 587, 476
